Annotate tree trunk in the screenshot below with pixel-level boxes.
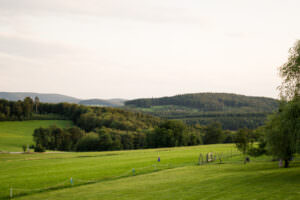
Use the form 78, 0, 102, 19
284, 159, 289, 168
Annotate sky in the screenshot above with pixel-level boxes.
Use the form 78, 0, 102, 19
0, 0, 299, 100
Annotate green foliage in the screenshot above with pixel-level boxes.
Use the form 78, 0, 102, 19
203, 122, 224, 144
0, 98, 35, 120
34, 120, 203, 152
76, 132, 100, 152
34, 144, 45, 152
181, 113, 268, 130
264, 99, 300, 167
22, 144, 27, 152
279, 40, 300, 100
235, 128, 252, 154
33, 126, 85, 151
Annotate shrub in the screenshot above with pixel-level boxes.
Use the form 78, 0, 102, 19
22, 144, 27, 153
34, 144, 45, 152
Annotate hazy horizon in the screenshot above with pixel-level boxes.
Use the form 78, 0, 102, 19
1, 0, 300, 99
0, 90, 280, 101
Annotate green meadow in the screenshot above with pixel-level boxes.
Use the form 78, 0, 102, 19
0, 120, 73, 152
0, 144, 299, 200
0, 121, 299, 200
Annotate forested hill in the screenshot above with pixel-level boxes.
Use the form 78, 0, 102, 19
125, 93, 278, 112
79, 99, 125, 107
124, 93, 279, 130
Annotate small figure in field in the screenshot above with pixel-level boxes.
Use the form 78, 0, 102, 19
244, 157, 250, 164
158, 156, 160, 162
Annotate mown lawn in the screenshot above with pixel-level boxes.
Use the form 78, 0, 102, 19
0, 120, 73, 152
0, 144, 299, 200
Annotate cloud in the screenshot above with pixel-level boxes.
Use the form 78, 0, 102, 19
0, 33, 78, 60
0, 0, 207, 25
225, 32, 247, 38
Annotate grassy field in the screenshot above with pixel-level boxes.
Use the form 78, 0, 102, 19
0, 144, 299, 200
0, 120, 73, 152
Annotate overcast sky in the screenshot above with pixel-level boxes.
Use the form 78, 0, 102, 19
0, 0, 299, 99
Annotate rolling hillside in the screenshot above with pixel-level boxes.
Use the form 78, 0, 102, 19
124, 93, 279, 130
1, 144, 299, 200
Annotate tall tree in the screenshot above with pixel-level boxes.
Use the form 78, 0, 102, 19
23, 97, 34, 118
235, 128, 252, 155
279, 40, 300, 100
265, 100, 300, 168
203, 122, 224, 144
35, 96, 40, 113
265, 40, 300, 167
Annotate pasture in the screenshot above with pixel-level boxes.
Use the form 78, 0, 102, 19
0, 120, 73, 152
0, 144, 299, 200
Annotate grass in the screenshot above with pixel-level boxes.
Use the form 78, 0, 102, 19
0, 120, 73, 152
0, 144, 299, 200
0, 121, 299, 199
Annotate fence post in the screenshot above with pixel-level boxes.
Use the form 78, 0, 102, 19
10, 187, 13, 199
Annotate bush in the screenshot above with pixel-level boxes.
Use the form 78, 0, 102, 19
34, 144, 45, 152
22, 144, 27, 152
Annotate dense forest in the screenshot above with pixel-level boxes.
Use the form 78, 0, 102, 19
124, 93, 278, 130
1, 98, 217, 151
125, 93, 278, 111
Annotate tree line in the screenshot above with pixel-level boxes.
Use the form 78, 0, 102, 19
0, 97, 36, 120
33, 120, 204, 152
0, 96, 246, 151
33, 120, 240, 152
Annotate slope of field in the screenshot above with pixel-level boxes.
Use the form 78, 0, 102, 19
124, 93, 279, 130
0, 144, 299, 200
0, 120, 73, 152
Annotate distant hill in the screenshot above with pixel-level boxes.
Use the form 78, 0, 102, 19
0, 92, 80, 103
79, 99, 125, 107
125, 93, 278, 112
124, 93, 279, 130
107, 99, 127, 107
0, 92, 125, 107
